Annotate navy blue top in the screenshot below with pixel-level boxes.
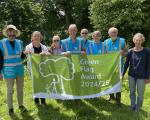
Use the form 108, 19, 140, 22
147, 48, 150, 78
122, 48, 150, 79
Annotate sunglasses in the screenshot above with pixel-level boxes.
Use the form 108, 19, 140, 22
82, 32, 88, 35
53, 40, 59, 42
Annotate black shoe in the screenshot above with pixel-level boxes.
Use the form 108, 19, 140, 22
9, 108, 14, 116
19, 105, 27, 113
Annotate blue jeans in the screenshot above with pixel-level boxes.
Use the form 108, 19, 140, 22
128, 75, 145, 110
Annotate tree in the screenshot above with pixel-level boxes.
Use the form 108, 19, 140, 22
0, 0, 92, 45
89, 0, 150, 47
0, 0, 45, 45
39, 57, 75, 94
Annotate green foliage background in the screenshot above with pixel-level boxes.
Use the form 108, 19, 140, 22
0, 0, 150, 47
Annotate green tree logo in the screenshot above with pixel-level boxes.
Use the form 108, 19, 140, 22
39, 57, 75, 95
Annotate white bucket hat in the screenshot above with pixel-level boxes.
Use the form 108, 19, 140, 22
2, 24, 21, 37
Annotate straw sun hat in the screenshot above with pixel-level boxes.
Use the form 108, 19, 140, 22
2, 24, 21, 37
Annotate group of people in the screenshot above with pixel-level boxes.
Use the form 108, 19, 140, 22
0, 24, 149, 116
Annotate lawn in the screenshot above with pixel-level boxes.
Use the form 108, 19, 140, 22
0, 75, 150, 120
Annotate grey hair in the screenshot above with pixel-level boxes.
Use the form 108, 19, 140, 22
68, 24, 77, 31
133, 33, 145, 42
92, 30, 101, 37
108, 27, 118, 34
81, 28, 88, 33
52, 35, 60, 41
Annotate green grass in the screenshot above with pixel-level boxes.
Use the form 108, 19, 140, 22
0, 75, 150, 120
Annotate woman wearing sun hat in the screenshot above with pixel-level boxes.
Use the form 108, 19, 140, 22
0, 24, 26, 116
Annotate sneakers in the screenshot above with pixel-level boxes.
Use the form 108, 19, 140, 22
19, 105, 27, 113
9, 108, 14, 116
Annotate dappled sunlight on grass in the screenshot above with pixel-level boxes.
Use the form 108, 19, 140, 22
50, 100, 76, 117
0, 76, 150, 120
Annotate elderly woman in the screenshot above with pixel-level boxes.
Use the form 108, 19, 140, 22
121, 33, 150, 112
25, 31, 48, 106
0, 25, 26, 116
89, 31, 104, 54
48, 35, 62, 55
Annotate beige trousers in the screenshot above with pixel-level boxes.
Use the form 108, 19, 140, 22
5, 76, 24, 109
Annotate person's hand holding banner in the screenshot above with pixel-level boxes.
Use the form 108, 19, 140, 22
63, 51, 71, 57
81, 51, 86, 55
40, 51, 51, 55
120, 49, 127, 57
46, 52, 51, 55
145, 79, 150, 84
24, 50, 32, 54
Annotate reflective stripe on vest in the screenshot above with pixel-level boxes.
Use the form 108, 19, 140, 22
64, 39, 68, 51
2, 39, 22, 59
4, 55, 21, 59
106, 40, 108, 53
78, 40, 81, 52
1, 39, 9, 56
119, 38, 122, 50
89, 43, 93, 54
64, 38, 82, 53
102, 42, 104, 54
1, 39, 22, 67
18, 40, 22, 52
3, 62, 22, 67
106, 38, 123, 52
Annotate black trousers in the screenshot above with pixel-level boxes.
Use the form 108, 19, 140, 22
34, 98, 46, 104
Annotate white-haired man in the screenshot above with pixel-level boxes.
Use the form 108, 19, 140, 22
104, 27, 127, 106
61, 24, 85, 55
